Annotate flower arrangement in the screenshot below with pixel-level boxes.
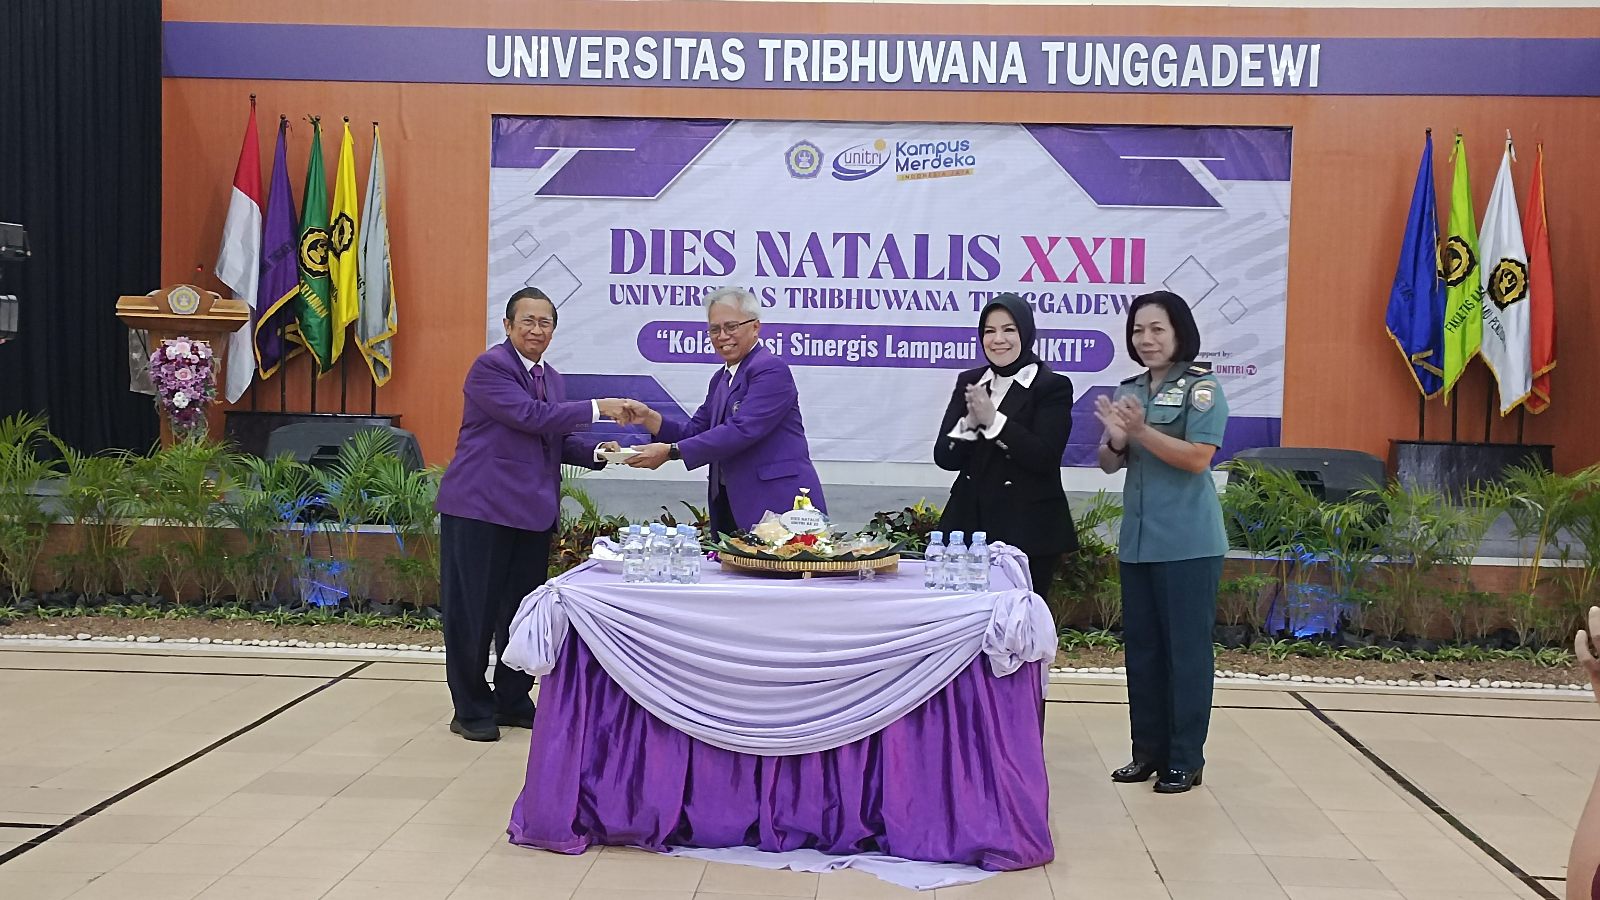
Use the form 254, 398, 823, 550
148, 337, 216, 438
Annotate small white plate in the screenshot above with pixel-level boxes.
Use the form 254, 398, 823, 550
599, 448, 639, 464
593, 557, 626, 574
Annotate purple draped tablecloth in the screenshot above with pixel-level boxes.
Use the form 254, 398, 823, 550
507, 631, 1052, 869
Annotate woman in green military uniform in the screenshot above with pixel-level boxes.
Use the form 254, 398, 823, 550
1093, 291, 1229, 795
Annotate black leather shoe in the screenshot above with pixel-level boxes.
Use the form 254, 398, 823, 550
1110, 761, 1161, 783
449, 718, 500, 742
1154, 767, 1203, 793
495, 708, 535, 729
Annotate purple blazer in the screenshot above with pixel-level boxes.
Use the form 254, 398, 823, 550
657, 344, 825, 530
436, 340, 602, 533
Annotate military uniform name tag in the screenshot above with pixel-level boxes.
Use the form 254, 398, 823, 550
1153, 389, 1185, 407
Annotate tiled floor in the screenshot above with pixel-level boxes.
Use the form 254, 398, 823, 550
1, 644, 1591, 899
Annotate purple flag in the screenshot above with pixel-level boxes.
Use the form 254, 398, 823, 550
254, 117, 299, 379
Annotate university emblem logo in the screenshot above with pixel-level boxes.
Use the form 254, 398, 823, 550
1487, 258, 1528, 309
786, 141, 823, 179
299, 228, 331, 276
1440, 236, 1477, 286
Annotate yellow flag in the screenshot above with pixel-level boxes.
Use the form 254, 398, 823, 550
327, 120, 361, 364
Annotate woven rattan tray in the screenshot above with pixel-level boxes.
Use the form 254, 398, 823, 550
719, 554, 901, 578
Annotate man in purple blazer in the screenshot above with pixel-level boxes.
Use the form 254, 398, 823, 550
622, 286, 825, 537
435, 287, 632, 742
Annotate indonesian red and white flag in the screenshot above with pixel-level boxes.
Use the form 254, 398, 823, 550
1477, 139, 1533, 414
214, 101, 263, 403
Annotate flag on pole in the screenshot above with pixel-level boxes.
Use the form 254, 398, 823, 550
294, 118, 334, 373
1478, 138, 1533, 414
255, 116, 299, 379
327, 119, 361, 364
357, 124, 398, 386
214, 100, 262, 403
1441, 133, 1482, 396
1523, 145, 1556, 414
1385, 131, 1445, 398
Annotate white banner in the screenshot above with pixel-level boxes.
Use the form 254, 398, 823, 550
487, 118, 1289, 466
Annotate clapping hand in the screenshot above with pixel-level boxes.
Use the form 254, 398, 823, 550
1093, 395, 1129, 446
964, 384, 997, 428
1575, 606, 1600, 704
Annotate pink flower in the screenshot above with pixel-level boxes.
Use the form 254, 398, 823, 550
196, 343, 212, 359
172, 340, 192, 356
164, 346, 180, 360
175, 367, 194, 382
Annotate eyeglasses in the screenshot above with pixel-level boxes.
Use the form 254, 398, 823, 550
514, 317, 555, 333
706, 318, 757, 337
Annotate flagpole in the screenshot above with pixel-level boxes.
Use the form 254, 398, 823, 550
247, 94, 260, 415
1483, 376, 1494, 443
1449, 388, 1458, 441
1517, 406, 1526, 443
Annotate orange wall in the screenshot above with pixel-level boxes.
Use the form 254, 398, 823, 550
161, 1, 1600, 470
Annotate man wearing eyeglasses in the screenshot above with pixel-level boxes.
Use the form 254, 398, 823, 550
620, 285, 825, 538
435, 286, 637, 742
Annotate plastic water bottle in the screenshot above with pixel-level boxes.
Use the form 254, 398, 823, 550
674, 525, 702, 584
646, 523, 671, 583
622, 524, 646, 583
924, 531, 946, 590
944, 531, 967, 591
967, 531, 991, 590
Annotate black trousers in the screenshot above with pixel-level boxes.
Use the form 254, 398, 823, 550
440, 514, 550, 728
1120, 556, 1223, 771
1028, 553, 1061, 602
709, 489, 738, 539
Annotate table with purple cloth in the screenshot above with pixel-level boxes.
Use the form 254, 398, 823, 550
500, 543, 1056, 871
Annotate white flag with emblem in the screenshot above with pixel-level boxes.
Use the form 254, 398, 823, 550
1477, 141, 1533, 414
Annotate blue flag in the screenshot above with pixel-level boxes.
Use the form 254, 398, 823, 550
1385, 132, 1446, 398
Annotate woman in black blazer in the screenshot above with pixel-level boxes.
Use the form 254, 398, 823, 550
934, 293, 1078, 597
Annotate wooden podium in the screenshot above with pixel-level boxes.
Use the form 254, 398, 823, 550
117, 284, 249, 446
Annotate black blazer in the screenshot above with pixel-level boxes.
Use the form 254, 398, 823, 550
933, 364, 1079, 559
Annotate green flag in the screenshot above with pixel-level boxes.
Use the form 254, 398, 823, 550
1441, 133, 1482, 395
292, 119, 334, 373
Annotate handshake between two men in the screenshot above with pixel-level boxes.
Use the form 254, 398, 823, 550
594, 398, 674, 470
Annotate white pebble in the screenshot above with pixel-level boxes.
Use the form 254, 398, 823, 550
149, 636, 161, 643
76, 633, 91, 641
135, 636, 150, 643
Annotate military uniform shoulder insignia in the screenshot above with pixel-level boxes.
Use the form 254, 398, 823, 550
1191, 381, 1216, 412
1186, 362, 1212, 376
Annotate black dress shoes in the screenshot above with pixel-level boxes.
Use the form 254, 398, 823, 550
495, 709, 536, 729
1110, 761, 1161, 783
1154, 767, 1204, 793
450, 718, 500, 742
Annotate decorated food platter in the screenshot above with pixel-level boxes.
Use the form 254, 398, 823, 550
709, 489, 902, 578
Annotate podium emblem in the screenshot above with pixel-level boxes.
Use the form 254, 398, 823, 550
169, 285, 202, 315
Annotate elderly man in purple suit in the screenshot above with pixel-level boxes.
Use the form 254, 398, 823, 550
435, 287, 634, 742
621, 286, 825, 537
